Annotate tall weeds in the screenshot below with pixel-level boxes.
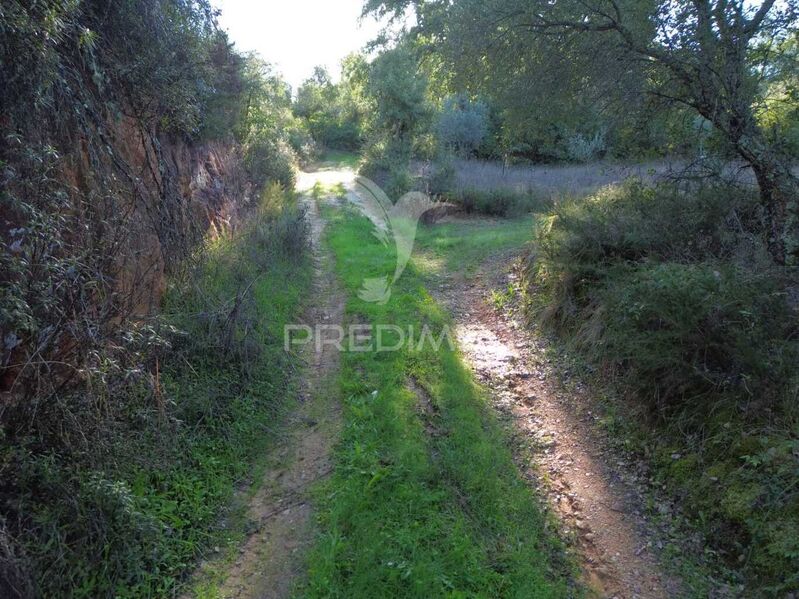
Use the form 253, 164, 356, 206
0, 185, 310, 597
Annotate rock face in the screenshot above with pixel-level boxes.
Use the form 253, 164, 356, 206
1, 113, 253, 401
63, 116, 253, 316
106, 118, 253, 315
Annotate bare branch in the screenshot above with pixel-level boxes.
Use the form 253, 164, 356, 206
743, 0, 777, 36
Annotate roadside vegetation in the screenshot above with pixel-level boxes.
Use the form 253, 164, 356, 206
3, 0, 799, 596
289, 0, 799, 594
3, 185, 310, 597
301, 207, 572, 597
1, 2, 310, 596
525, 180, 799, 592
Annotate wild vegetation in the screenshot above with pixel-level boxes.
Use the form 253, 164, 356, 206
287, 0, 799, 594
301, 206, 571, 597
525, 180, 799, 592
1, 1, 310, 596
3, 0, 799, 596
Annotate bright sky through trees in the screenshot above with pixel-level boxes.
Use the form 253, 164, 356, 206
212, 0, 384, 90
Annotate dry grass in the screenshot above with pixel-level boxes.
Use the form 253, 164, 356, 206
413, 158, 796, 199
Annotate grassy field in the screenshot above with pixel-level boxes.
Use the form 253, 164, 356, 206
414, 158, 679, 198
318, 149, 361, 170
300, 207, 571, 597
413, 216, 534, 278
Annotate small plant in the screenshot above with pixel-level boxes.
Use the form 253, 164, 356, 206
332, 182, 347, 199
490, 285, 515, 310
565, 131, 607, 163
386, 166, 413, 200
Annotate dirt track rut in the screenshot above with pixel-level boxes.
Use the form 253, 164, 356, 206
430, 246, 683, 599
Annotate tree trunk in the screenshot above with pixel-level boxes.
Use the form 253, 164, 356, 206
735, 134, 799, 265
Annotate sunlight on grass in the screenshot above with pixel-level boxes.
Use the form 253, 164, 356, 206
300, 206, 570, 597
410, 251, 446, 277
318, 149, 360, 170
414, 217, 534, 278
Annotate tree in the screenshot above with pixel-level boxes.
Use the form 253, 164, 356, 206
293, 59, 370, 149
367, 0, 799, 264
367, 44, 429, 163
436, 94, 489, 156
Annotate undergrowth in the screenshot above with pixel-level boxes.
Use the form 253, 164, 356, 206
525, 179, 799, 594
0, 185, 311, 597
443, 187, 551, 218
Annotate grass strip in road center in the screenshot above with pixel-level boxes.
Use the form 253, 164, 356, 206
301, 206, 571, 598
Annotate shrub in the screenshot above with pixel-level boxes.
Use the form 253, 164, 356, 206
435, 94, 489, 156
286, 121, 319, 166
167, 183, 307, 373
449, 187, 549, 217
2, 183, 309, 596
565, 131, 607, 162
428, 158, 456, 196
580, 261, 796, 408
359, 140, 418, 200
532, 180, 762, 285
525, 179, 799, 591
385, 166, 414, 200
245, 137, 297, 190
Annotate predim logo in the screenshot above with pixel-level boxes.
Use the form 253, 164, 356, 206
349, 176, 436, 304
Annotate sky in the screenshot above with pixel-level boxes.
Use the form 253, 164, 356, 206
212, 0, 385, 91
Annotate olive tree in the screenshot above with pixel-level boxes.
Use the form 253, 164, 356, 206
436, 94, 489, 156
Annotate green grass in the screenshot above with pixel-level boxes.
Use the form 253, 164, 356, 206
319, 149, 360, 169
413, 217, 534, 278
301, 207, 570, 598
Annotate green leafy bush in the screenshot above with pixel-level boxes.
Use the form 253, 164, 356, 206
449, 187, 549, 217
2, 186, 310, 597
530, 180, 768, 327
245, 137, 297, 190
565, 131, 607, 163
582, 261, 796, 408
526, 180, 799, 591
435, 94, 490, 156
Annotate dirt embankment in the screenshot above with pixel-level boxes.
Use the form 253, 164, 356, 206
1, 114, 252, 401
74, 117, 253, 313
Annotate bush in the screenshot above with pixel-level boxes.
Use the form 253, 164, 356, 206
565, 131, 607, 162
358, 140, 418, 200
436, 94, 489, 156
167, 183, 307, 373
2, 186, 310, 597
385, 167, 413, 200
428, 158, 456, 196
245, 137, 297, 190
286, 121, 319, 167
533, 180, 763, 283
526, 179, 799, 591
529, 181, 784, 391
449, 187, 549, 217
581, 261, 796, 408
